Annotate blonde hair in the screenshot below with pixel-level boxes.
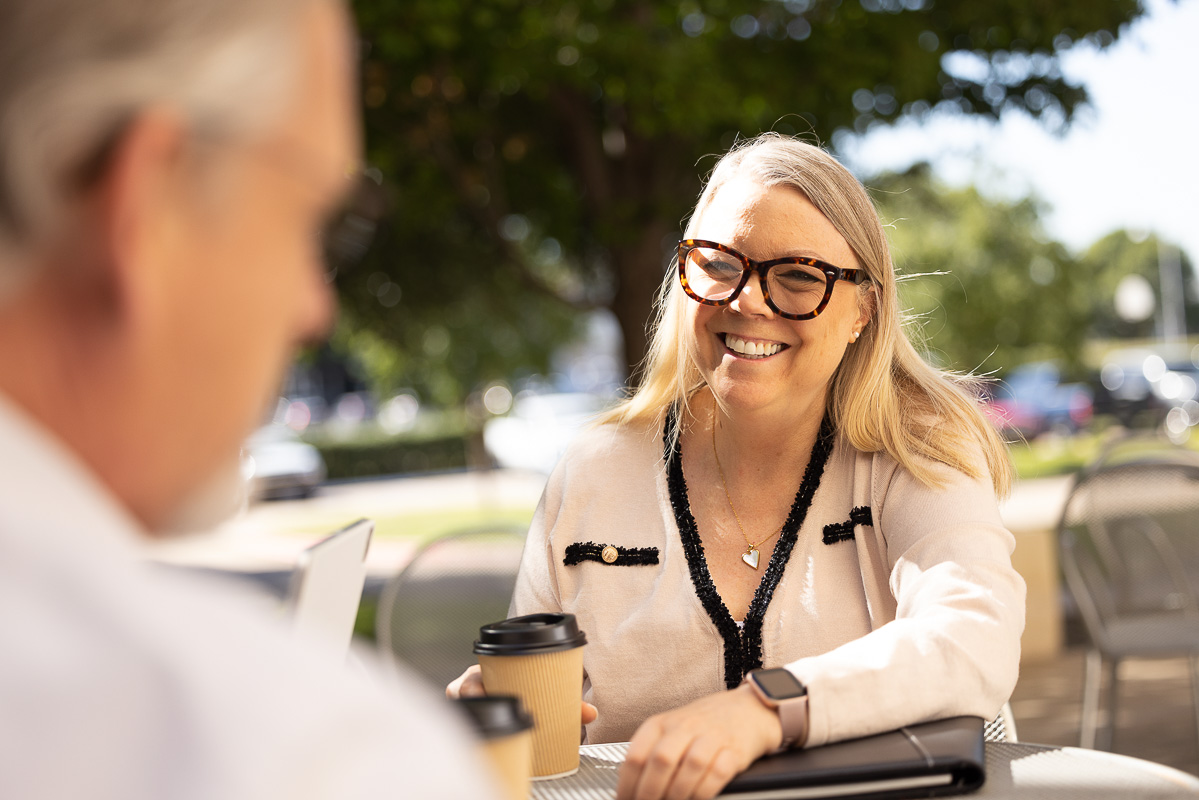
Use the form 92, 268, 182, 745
599, 133, 1012, 496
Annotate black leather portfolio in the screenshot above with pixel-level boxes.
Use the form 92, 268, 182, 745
719, 716, 986, 799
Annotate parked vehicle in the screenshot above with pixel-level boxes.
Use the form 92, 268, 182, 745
1150, 361, 1199, 440
986, 362, 1093, 437
1090, 358, 1164, 429
243, 424, 327, 500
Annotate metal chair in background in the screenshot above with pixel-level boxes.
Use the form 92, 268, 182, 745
1056, 437, 1199, 752
375, 523, 528, 690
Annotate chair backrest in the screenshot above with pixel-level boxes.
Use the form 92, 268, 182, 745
375, 523, 528, 689
1057, 454, 1199, 650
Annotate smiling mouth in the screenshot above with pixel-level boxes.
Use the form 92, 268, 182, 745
722, 333, 788, 359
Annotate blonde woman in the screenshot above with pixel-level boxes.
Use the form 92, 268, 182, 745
452, 134, 1025, 800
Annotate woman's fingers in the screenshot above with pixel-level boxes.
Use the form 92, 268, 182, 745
444, 664, 485, 699
690, 747, 742, 800
621, 727, 727, 800
450, 666, 598, 734
618, 718, 685, 800
662, 738, 725, 800
616, 685, 783, 800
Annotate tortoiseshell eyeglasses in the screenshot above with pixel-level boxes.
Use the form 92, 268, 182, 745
678, 239, 868, 320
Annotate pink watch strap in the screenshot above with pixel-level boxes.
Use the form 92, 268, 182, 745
776, 694, 809, 750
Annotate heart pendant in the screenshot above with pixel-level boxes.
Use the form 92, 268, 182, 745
742, 547, 761, 569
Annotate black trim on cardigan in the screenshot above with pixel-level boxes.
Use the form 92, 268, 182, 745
563, 542, 660, 566
822, 506, 873, 545
664, 407, 836, 690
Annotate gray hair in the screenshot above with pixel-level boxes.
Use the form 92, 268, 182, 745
0, 0, 313, 294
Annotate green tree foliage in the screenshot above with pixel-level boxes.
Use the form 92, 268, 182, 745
346, 0, 1143, 398
873, 170, 1198, 381
872, 165, 1092, 376
1078, 231, 1198, 341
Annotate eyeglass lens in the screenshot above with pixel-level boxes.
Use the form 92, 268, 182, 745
321, 167, 388, 280
682, 245, 829, 317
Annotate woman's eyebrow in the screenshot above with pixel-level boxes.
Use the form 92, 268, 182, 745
772, 248, 832, 261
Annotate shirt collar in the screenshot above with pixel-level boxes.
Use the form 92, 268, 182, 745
0, 391, 149, 559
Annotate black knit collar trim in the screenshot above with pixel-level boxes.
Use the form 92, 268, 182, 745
663, 406, 836, 689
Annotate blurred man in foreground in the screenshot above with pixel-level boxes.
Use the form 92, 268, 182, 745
0, 0, 495, 796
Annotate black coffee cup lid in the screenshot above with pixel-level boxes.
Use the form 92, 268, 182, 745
456, 696, 534, 739
473, 612, 587, 655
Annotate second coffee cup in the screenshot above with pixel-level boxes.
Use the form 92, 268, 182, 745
456, 696, 534, 800
474, 612, 587, 779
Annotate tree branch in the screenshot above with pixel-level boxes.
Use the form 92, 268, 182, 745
422, 104, 600, 312
549, 85, 613, 215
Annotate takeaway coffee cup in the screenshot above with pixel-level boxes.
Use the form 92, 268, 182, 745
456, 696, 534, 800
474, 613, 587, 779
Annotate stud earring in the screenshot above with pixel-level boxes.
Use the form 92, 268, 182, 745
851, 331, 860, 342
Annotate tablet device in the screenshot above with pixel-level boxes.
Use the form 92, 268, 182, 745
286, 518, 374, 663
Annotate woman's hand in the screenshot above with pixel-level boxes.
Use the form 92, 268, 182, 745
446, 664, 487, 700
446, 664, 599, 725
616, 684, 782, 800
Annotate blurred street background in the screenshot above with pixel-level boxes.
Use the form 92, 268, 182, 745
154, 0, 1199, 777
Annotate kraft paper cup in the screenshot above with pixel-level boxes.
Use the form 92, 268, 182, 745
457, 696, 534, 800
475, 613, 587, 779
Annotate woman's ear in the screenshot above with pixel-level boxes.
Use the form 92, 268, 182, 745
852, 283, 876, 338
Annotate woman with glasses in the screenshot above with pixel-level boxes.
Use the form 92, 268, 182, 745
451, 134, 1024, 800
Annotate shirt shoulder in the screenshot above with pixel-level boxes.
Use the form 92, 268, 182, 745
536, 419, 669, 551
2, 544, 497, 800
552, 419, 663, 488
845, 437, 1011, 564
848, 434, 996, 501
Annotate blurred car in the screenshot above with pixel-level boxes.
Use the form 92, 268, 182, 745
243, 424, 326, 500
1091, 358, 1163, 428
483, 392, 610, 474
986, 362, 1093, 437
1151, 361, 1199, 441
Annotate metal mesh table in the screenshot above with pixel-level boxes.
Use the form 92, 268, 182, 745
531, 742, 1199, 799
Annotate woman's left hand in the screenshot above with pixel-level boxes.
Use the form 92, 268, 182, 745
615, 684, 783, 800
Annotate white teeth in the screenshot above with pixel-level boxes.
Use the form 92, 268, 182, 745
725, 334, 783, 358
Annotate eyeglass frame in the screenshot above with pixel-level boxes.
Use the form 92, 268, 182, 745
677, 239, 869, 321
317, 166, 388, 280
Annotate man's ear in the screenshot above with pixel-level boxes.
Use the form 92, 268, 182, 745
80, 110, 190, 327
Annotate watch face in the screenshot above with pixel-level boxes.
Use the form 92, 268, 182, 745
754, 668, 807, 700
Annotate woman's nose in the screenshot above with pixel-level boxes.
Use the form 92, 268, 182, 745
729, 271, 774, 317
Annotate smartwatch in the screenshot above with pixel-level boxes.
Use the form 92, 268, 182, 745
745, 668, 809, 750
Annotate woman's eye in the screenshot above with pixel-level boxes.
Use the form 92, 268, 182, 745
775, 268, 824, 287
702, 259, 742, 280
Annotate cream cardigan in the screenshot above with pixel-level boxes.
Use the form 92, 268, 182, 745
510, 417, 1026, 747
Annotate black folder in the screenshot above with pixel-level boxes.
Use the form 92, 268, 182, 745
719, 716, 986, 800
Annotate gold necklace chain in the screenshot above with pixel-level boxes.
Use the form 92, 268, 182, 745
711, 421, 780, 569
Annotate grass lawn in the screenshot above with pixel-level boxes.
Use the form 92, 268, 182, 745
369, 506, 536, 543
1007, 425, 1199, 480
263, 504, 537, 544
1008, 434, 1104, 480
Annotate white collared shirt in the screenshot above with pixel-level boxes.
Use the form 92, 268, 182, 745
0, 394, 497, 800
